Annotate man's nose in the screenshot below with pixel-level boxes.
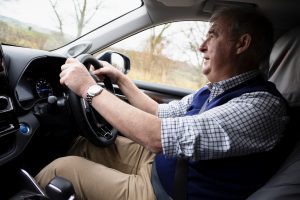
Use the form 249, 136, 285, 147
198, 41, 207, 53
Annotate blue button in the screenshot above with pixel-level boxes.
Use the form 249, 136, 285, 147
19, 123, 30, 135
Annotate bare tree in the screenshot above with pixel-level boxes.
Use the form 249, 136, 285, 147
48, 0, 63, 35
48, 0, 103, 37
180, 21, 209, 68
72, 0, 103, 37
143, 24, 171, 81
148, 24, 171, 55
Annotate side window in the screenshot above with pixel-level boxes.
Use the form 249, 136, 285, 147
101, 21, 209, 90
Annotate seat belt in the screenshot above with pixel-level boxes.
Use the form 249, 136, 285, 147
173, 157, 188, 200
173, 99, 209, 200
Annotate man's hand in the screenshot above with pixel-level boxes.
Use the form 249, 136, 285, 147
93, 61, 125, 85
60, 57, 96, 97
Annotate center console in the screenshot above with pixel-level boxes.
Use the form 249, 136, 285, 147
0, 44, 76, 200
0, 44, 19, 160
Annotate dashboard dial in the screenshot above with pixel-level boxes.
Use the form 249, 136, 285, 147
35, 78, 53, 98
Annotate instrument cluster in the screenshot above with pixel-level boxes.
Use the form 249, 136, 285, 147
15, 56, 66, 110
35, 78, 54, 99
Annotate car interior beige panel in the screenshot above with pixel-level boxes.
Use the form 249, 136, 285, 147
268, 26, 300, 106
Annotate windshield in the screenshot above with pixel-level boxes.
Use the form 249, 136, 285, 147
0, 0, 142, 51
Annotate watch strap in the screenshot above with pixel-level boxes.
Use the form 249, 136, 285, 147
85, 85, 103, 105
86, 94, 94, 105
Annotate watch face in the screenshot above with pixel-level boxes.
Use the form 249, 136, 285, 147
88, 85, 102, 96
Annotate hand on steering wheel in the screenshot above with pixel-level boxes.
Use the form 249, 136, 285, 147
67, 54, 118, 146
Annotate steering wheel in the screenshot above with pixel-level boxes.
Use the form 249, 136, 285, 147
68, 54, 117, 146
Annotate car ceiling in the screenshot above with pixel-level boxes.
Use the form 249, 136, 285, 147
144, 0, 300, 40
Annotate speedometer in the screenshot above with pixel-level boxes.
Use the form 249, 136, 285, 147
35, 78, 53, 98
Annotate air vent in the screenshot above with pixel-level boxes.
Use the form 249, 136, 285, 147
0, 96, 18, 137
0, 96, 12, 113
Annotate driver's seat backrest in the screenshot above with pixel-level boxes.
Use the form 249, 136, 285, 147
247, 26, 300, 199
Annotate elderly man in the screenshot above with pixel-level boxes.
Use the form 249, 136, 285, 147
35, 7, 289, 200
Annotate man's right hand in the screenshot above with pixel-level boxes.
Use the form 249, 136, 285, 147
60, 58, 97, 98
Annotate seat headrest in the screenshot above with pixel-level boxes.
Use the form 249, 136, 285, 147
268, 27, 300, 106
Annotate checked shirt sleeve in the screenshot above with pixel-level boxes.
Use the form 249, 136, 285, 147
158, 93, 195, 118
159, 92, 289, 161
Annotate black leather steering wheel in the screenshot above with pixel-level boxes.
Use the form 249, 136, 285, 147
68, 54, 117, 146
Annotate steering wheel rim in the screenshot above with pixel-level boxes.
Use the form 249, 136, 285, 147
68, 54, 118, 146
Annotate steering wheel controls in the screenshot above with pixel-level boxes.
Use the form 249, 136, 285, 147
19, 123, 30, 135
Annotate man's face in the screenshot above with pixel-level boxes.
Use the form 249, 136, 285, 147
199, 18, 237, 83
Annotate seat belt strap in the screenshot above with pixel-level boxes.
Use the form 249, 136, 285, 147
173, 99, 209, 200
173, 157, 188, 200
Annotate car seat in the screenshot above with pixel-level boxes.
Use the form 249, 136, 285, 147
247, 26, 300, 199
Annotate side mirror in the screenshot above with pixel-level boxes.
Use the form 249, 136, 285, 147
97, 51, 130, 74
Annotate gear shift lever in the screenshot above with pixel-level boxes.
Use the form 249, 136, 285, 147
45, 176, 75, 200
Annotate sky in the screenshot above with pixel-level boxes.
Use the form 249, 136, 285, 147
0, 0, 142, 36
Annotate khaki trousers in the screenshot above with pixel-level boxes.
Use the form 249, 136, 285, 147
35, 136, 156, 200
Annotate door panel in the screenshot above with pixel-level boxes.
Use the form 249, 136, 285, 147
134, 80, 193, 103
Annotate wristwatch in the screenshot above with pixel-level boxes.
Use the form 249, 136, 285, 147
85, 84, 103, 105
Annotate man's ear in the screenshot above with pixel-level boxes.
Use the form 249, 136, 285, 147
236, 33, 251, 54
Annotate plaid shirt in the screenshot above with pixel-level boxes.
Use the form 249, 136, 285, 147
158, 70, 289, 161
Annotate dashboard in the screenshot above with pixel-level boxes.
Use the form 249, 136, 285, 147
15, 57, 66, 110
0, 45, 68, 166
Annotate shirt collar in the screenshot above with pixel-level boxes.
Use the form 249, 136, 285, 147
206, 70, 261, 102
